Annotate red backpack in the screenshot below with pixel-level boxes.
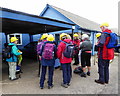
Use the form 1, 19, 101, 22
42, 43, 54, 60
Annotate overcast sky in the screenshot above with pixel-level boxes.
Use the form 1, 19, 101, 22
1, 0, 119, 28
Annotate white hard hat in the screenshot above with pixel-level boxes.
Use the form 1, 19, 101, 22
82, 34, 89, 40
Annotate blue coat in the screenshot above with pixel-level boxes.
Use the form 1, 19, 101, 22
40, 41, 57, 66
6, 43, 22, 62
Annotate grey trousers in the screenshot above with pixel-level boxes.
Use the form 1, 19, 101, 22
8, 62, 17, 80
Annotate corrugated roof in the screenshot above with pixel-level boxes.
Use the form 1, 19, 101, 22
50, 5, 101, 32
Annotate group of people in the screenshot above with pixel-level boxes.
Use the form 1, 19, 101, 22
5, 23, 114, 89
36, 32, 93, 89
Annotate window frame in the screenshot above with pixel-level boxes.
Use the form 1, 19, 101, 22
7, 33, 22, 45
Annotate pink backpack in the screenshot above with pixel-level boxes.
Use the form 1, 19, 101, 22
42, 43, 54, 60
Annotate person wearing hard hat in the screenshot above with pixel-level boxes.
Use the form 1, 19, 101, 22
39, 34, 57, 89
6, 37, 22, 81
60, 33, 68, 41
95, 23, 114, 85
80, 34, 92, 77
73, 34, 80, 65
57, 33, 73, 88
37, 33, 48, 77
58, 33, 70, 70
95, 33, 102, 51
96, 33, 101, 39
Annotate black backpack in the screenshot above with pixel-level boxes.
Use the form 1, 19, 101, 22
62, 41, 74, 58
3, 45, 13, 59
74, 66, 83, 74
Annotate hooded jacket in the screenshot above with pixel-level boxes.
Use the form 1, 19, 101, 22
97, 29, 114, 60
57, 39, 72, 64
6, 43, 22, 62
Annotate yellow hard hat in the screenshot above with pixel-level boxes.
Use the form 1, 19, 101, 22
67, 34, 71, 39
40, 33, 48, 40
100, 23, 109, 27
47, 34, 55, 41
60, 33, 68, 40
96, 33, 101, 38
73, 34, 79, 37
10, 37, 18, 42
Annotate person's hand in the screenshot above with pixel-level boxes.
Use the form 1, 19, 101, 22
20, 52, 22, 54
39, 56, 41, 60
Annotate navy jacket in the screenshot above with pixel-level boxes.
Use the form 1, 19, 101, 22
40, 41, 57, 66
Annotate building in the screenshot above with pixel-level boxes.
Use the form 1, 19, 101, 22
1, 4, 119, 56
1, 7, 74, 50
40, 4, 102, 55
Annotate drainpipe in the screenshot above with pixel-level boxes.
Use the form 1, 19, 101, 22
5, 33, 8, 43
91, 32, 95, 56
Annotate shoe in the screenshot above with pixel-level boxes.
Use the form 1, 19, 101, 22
67, 83, 70, 86
40, 87, 44, 89
105, 82, 109, 84
73, 63, 78, 65
61, 83, 68, 88
81, 72, 86, 77
55, 66, 60, 69
87, 71, 90, 76
11, 77, 19, 81
95, 80, 105, 85
48, 85, 54, 89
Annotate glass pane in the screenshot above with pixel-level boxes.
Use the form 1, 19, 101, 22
16, 35, 21, 44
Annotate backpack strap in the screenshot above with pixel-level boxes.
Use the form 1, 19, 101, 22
103, 32, 110, 35
61, 41, 67, 44
61, 41, 72, 45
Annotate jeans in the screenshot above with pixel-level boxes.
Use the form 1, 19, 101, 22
40, 66, 54, 87
98, 59, 110, 83
61, 63, 72, 84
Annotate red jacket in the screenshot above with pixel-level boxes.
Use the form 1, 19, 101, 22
73, 39, 80, 47
98, 29, 114, 60
57, 39, 72, 64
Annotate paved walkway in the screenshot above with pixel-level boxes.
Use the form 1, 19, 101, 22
1, 55, 119, 94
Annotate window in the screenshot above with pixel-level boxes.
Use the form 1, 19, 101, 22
7, 33, 22, 45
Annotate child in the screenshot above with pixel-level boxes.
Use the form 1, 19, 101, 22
17, 50, 23, 66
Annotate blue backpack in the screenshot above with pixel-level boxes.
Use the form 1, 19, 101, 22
62, 41, 74, 58
104, 32, 118, 48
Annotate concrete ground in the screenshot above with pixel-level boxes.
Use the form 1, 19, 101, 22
1, 54, 119, 94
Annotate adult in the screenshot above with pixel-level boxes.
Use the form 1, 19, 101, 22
39, 34, 57, 89
57, 33, 72, 88
37, 33, 48, 77
95, 23, 114, 85
73, 34, 80, 65
80, 34, 92, 77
